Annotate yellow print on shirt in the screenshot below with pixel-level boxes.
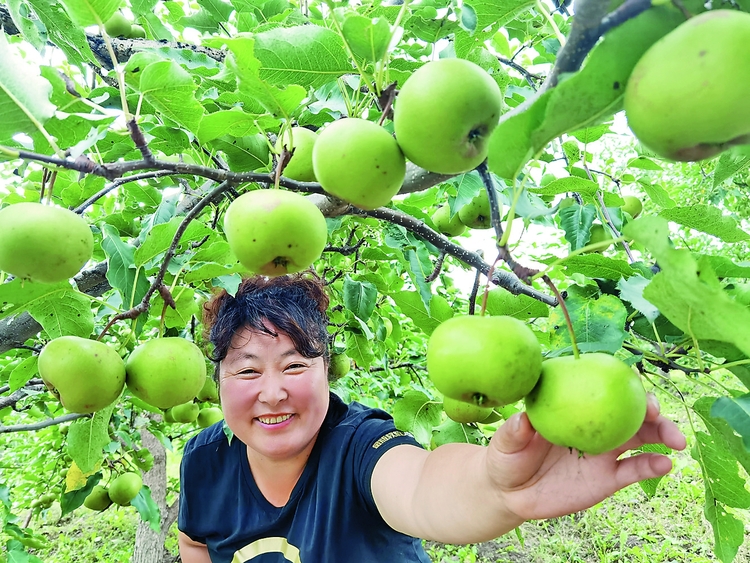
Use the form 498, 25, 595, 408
372, 430, 409, 449
232, 536, 301, 562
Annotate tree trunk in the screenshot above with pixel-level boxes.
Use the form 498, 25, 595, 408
131, 420, 180, 563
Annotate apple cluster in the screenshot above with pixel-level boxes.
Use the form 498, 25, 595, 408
83, 471, 143, 512
225, 58, 505, 277
427, 314, 648, 455
103, 12, 146, 39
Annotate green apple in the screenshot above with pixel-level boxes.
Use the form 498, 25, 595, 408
329, 352, 351, 380
224, 189, 328, 276
621, 195, 643, 218
125, 337, 206, 409
108, 472, 142, 506
524, 353, 647, 455
128, 24, 146, 39
171, 401, 200, 423
276, 127, 318, 182
624, 10, 750, 161
38, 336, 126, 414
442, 396, 493, 424
163, 408, 175, 423
393, 58, 503, 174
0, 202, 93, 283
427, 315, 542, 407
197, 376, 219, 402
83, 485, 112, 511
104, 13, 132, 37
458, 191, 497, 229
313, 118, 406, 210
197, 407, 224, 428
133, 448, 154, 472
583, 224, 613, 253
431, 205, 466, 237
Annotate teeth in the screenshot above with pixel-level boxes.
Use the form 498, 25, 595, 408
257, 414, 293, 425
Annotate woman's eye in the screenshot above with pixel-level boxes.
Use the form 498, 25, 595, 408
286, 363, 306, 371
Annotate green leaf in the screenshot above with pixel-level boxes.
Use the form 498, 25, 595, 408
60, 472, 101, 517
196, 110, 261, 143
342, 276, 378, 322
546, 254, 637, 281
529, 177, 599, 199
713, 151, 750, 188
390, 291, 454, 336
252, 25, 352, 89
637, 443, 670, 498
58, 0, 123, 26
26, 0, 99, 67
134, 216, 214, 269
710, 395, 750, 452
101, 225, 150, 310
480, 286, 549, 319
0, 34, 55, 143
625, 217, 750, 357
626, 156, 663, 170
694, 396, 750, 476
7, 0, 46, 49
548, 293, 627, 355
138, 61, 204, 133
67, 405, 115, 473
558, 204, 596, 251
344, 329, 374, 369
156, 286, 199, 329
458, 3, 478, 32
27, 291, 94, 339
617, 275, 660, 322
637, 180, 676, 209
698, 255, 750, 279
9, 357, 38, 392
659, 204, 750, 243
225, 37, 307, 117
431, 417, 485, 447
392, 390, 442, 446
131, 486, 161, 532
342, 16, 391, 63
0, 279, 73, 320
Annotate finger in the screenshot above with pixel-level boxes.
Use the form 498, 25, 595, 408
614, 453, 674, 490
619, 415, 687, 453
644, 393, 660, 423
490, 413, 537, 455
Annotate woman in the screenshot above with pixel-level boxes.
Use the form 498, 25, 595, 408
178, 274, 686, 562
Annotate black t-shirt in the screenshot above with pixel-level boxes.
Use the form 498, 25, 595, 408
178, 393, 432, 562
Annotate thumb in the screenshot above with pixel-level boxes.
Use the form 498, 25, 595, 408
490, 412, 537, 455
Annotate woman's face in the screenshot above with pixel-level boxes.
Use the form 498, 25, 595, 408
219, 323, 329, 463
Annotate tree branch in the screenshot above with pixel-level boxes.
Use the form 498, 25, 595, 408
0, 413, 85, 433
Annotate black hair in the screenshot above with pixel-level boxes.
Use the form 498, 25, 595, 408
203, 274, 330, 383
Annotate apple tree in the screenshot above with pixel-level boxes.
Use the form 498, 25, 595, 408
0, 0, 749, 562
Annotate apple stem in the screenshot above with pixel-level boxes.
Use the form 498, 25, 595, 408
542, 275, 580, 359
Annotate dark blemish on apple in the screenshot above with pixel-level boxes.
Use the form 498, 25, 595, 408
613, 81, 620, 90
699, 50, 707, 57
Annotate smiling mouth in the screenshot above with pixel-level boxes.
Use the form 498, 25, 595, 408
256, 414, 293, 425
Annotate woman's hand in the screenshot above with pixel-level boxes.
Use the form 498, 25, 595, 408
486, 393, 687, 521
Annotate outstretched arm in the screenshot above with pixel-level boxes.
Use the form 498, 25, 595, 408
371, 394, 686, 544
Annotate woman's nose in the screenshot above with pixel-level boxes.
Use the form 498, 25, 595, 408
257, 373, 288, 405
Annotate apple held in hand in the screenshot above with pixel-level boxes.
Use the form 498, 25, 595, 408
125, 337, 206, 409
442, 396, 494, 424
524, 353, 648, 455
276, 127, 318, 182
431, 205, 466, 237
624, 10, 750, 161
224, 189, 328, 276
394, 58, 503, 174
38, 336, 126, 414
0, 202, 93, 283
313, 118, 406, 210
427, 315, 542, 407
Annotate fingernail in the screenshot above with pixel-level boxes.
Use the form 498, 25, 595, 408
512, 413, 522, 433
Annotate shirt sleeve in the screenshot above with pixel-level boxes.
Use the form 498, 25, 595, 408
177, 437, 208, 544
347, 413, 423, 517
